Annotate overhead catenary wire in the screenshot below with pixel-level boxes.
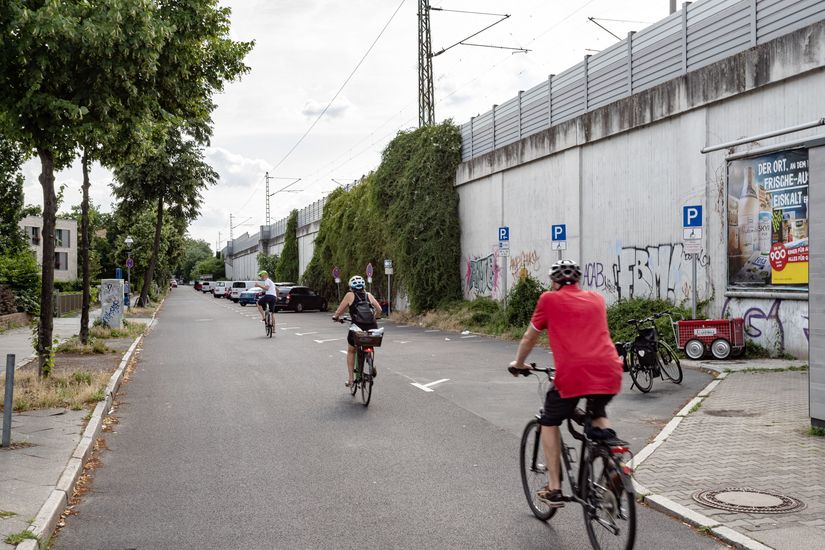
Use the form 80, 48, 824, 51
267, 0, 407, 177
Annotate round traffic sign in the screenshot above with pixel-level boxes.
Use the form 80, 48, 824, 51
126, 258, 134, 268
769, 242, 788, 271
332, 266, 341, 279
366, 263, 374, 278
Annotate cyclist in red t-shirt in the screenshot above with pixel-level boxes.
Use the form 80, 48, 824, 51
510, 259, 625, 508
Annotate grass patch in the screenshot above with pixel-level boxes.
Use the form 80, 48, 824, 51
689, 401, 702, 414
739, 364, 809, 373
89, 320, 145, 340
0, 510, 16, 518
125, 304, 157, 317
56, 336, 112, 354
807, 426, 825, 437
0, 369, 111, 412
4, 530, 39, 545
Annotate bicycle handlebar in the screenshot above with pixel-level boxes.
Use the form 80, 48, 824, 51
333, 315, 352, 324
508, 363, 555, 378
628, 311, 673, 326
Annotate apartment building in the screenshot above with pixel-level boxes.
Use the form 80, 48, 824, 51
18, 215, 78, 282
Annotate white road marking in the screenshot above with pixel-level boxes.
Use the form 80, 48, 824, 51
280, 326, 300, 330
424, 329, 440, 333
411, 379, 450, 392
295, 331, 318, 336
393, 340, 411, 344
339, 350, 348, 355
314, 338, 345, 344
194, 319, 213, 322
397, 325, 411, 328
460, 335, 479, 339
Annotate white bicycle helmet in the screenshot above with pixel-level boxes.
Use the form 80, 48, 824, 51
549, 259, 582, 285
349, 275, 366, 290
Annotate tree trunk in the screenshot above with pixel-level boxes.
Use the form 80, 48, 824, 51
79, 153, 91, 344
37, 149, 57, 378
138, 196, 163, 307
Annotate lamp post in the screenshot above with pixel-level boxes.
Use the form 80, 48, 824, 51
125, 235, 134, 309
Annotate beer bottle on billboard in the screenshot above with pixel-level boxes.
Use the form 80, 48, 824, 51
738, 166, 759, 256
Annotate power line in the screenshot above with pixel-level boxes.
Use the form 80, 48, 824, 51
269, 0, 407, 175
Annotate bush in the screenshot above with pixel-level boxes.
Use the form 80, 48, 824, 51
0, 247, 40, 313
505, 275, 546, 326
606, 298, 694, 350
276, 210, 299, 282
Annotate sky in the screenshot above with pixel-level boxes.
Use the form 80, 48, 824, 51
22, 0, 673, 252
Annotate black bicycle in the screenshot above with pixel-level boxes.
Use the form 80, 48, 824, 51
512, 364, 636, 550
618, 313, 682, 393
263, 305, 274, 338
335, 316, 384, 406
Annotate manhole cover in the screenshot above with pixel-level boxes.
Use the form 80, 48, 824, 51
702, 409, 760, 417
693, 488, 806, 514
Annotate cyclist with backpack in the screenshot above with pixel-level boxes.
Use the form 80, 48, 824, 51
332, 275, 382, 387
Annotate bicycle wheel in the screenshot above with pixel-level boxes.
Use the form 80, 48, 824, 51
628, 352, 653, 393
266, 313, 273, 338
658, 342, 682, 384
582, 446, 636, 550
519, 419, 557, 521
360, 353, 374, 406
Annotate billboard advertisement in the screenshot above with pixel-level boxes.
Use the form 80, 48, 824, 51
727, 149, 808, 287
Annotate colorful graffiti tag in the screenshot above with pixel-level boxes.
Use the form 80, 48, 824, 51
610, 243, 708, 301
465, 253, 500, 297
722, 297, 809, 356
509, 250, 541, 280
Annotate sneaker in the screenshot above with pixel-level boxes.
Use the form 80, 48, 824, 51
536, 487, 565, 508
587, 427, 629, 446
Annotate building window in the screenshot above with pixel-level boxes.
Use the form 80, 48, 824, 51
26, 226, 40, 245
55, 228, 70, 248
54, 252, 68, 271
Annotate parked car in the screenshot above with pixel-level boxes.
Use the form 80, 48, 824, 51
194, 281, 202, 291
200, 281, 213, 293
229, 281, 256, 302
212, 281, 228, 298
238, 287, 263, 306
275, 286, 328, 313
170, 279, 178, 288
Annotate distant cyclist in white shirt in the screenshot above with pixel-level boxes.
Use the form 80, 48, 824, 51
255, 270, 278, 327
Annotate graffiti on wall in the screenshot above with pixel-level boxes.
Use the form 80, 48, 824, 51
465, 253, 500, 297
510, 250, 541, 280
722, 297, 809, 355
610, 243, 708, 302
582, 262, 617, 294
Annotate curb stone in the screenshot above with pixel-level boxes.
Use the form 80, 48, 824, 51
13, 315, 155, 550
631, 369, 776, 550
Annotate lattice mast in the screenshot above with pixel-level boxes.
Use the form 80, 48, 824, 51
418, 0, 435, 126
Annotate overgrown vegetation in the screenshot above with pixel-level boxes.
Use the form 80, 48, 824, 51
506, 276, 546, 326
303, 122, 463, 312
0, 511, 16, 519
276, 209, 299, 282
257, 252, 280, 278
90, 320, 146, 339
807, 425, 825, 437
0, 369, 110, 412
606, 298, 694, 350
56, 337, 111, 355
3, 531, 39, 546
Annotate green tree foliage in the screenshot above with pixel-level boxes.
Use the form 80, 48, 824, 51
276, 210, 299, 282
257, 253, 280, 278
180, 239, 214, 282
304, 122, 462, 312
113, 133, 218, 306
505, 275, 546, 327
0, 136, 40, 314
191, 256, 225, 281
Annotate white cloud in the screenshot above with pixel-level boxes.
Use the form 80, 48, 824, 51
301, 96, 353, 119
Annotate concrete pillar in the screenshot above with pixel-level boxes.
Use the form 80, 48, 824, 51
99, 279, 124, 329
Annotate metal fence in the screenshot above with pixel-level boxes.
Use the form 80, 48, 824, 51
54, 292, 82, 317
460, 0, 825, 161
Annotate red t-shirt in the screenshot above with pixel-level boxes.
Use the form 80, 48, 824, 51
530, 285, 622, 398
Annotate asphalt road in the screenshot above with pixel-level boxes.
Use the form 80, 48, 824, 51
56, 290, 719, 549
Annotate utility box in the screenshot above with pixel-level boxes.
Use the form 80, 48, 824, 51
98, 279, 124, 329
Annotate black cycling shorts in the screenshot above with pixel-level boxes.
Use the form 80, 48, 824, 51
539, 388, 613, 427
257, 294, 277, 311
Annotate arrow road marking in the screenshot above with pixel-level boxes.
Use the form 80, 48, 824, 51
411, 379, 450, 392
314, 338, 345, 344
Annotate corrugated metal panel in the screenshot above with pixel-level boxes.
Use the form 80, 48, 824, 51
553, 62, 585, 90
495, 98, 520, 146
687, 1, 751, 71
688, 0, 745, 24
758, 0, 825, 42
587, 39, 627, 73
520, 81, 549, 137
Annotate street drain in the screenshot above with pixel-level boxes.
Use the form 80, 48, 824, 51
693, 488, 805, 514
702, 409, 760, 417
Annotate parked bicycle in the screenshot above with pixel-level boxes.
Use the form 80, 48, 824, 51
616, 312, 682, 393
511, 364, 636, 550
335, 315, 384, 406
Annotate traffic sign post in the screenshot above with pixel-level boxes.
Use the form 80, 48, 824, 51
682, 205, 703, 319
366, 262, 374, 292
384, 259, 393, 314
551, 224, 567, 260
332, 266, 341, 301
498, 227, 510, 306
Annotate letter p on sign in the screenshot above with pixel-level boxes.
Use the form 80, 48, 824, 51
683, 205, 702, 228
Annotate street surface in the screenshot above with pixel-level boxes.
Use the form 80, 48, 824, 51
56, 290, 719, 549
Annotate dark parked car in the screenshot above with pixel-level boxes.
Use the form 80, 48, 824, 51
276, 286, 328, 313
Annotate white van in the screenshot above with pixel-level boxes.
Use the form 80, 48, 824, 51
230, 281, 257, 302
212, 281, 228, 298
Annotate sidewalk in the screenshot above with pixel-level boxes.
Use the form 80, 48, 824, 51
0, 310, 154, 549
634, 361, 824, 550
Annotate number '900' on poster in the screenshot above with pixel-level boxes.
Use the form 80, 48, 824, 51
727, 149, 808, 288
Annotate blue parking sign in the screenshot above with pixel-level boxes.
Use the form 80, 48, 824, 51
551, 224, 566, 241
498, 226, 509, 241
683, 205, 702, 228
